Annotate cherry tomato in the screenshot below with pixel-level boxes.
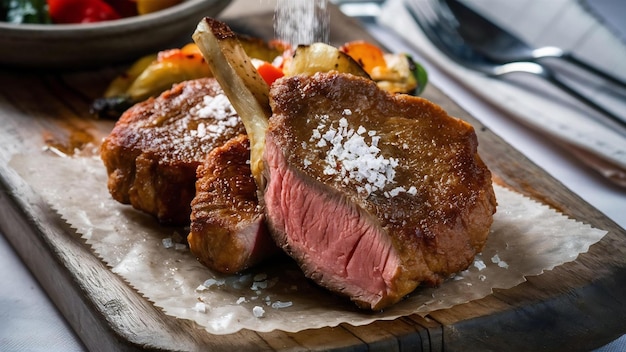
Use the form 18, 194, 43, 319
47, 0, 121, 24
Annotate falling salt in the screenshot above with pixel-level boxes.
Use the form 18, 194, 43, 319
274, 0, 329, 45
236, 297, 246, 304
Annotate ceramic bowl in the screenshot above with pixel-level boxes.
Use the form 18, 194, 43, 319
0, 0, 231, 69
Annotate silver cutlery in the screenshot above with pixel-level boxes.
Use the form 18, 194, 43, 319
442, 0, 626, 89
405, 0, 626, 129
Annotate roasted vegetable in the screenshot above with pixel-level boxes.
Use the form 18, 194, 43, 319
338, 40, 386, 74
121, 44, 212, 102
91, 44, 211, 119
103, 53, 157, 98
238, 36, 290, 64
90, 53, 156, 119
93, 38, 290, 119
372, 53, 427, 95
283, 42, 370, 78
93, 31, 427, 120
340, 40, 427, 95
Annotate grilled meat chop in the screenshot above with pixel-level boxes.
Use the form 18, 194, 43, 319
101, 78, 245, 225
263, 72, 496, 310
188, 134, 278, 273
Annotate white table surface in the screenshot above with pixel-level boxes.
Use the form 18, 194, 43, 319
1, 1, 625, 351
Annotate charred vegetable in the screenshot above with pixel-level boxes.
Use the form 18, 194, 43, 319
92, 38, 289, 119
340, 40, 427, 95
91, 44, 210, 119
283, 42, 370, 78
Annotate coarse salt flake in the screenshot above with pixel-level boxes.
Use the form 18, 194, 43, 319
195, 94, 234, 119
474, 259, 486, 271
492, 254, 509, 268
252, 306, 265, 318
203, 278, 225, 288
309, 116, 400, 197
196, 122, 206, 138
162, 238, 174, 248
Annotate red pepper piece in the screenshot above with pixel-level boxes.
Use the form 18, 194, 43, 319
47, 0, 122, 24
256, 61, 284, 86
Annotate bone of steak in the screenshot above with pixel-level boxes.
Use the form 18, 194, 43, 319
188, 134, 278, 273
263, 72, 496, 310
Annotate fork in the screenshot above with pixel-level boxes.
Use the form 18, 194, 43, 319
405, 0, 626, 130
443, 0, 626, 89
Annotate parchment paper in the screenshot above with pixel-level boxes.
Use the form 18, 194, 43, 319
10, 153, 607, 335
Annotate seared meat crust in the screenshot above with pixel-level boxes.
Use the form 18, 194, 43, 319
188, 134, 278, 273
101, 78, 245, 224
264, 72, 496, 310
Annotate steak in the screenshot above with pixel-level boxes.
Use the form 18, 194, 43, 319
188, 134, 278, 273
101, 78, 245, 224
263, 72, 496, 310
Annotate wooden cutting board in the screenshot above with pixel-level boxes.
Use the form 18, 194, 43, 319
0, 2, 624, 351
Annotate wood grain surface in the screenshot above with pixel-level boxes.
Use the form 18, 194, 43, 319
0, 2, 624, 351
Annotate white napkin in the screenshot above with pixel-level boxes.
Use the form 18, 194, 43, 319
378, 0, 626, 186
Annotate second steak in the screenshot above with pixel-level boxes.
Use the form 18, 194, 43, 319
263, 72, 496, 310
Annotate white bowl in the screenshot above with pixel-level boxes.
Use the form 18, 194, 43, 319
0, 0, 231, 69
